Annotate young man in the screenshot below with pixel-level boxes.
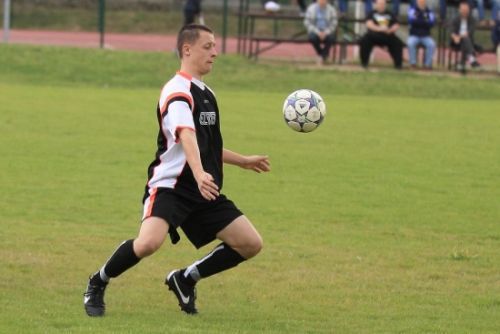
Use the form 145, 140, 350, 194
304, 0, 338, 65
83, 24, 271, 316
359, 0, 405, 69
407, 0, 436, 69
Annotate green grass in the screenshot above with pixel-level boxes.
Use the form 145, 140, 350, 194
5, 4, 241, 36
1, 45, 499, 333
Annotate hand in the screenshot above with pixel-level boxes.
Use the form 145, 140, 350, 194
379, 25, 389, 33
194, 171, 219, 200
241, 155, 271, 173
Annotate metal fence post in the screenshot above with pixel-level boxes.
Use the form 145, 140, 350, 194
98, 0, 106, 48
222, 0, 228, 54
3, 0, 11, 43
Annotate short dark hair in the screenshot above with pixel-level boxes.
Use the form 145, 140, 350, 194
176, 24, 214, 58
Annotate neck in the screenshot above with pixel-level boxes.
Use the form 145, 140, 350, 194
180, 64, 203, 81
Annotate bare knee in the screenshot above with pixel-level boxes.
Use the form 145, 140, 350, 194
133, 237, 163, 258
239, 234, 263, 259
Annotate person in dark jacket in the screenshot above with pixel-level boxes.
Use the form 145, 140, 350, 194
450, 1, 480, 68
492, 6, 500, 48
407, 0, 436, 69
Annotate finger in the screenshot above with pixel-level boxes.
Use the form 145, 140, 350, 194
203, 180, 219, 193
257, 161, 270, 172
202, 189, 217, 201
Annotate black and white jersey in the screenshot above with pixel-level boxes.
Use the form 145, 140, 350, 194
143, 71, 223, 205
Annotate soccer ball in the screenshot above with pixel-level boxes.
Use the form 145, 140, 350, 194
282, 89, 326, 133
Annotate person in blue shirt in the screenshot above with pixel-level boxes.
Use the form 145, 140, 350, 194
304, 0, 338, 64
407, 0, 436, 69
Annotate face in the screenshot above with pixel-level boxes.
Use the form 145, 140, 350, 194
417, 0, 426, 9
459, 2, 470, 17
375, 0, 386, 12
183, 30, 218, 76
317, 0, 327, 7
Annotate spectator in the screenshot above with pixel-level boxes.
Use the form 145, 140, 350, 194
359, 0, 404, 69
407, 0, 437, 69
184, 0, 204, 26
492, 7, 500, 48
491, 0, 500, 26
304, 0, 338, 65
450, 1, 480, 69
365, 0, 401, 18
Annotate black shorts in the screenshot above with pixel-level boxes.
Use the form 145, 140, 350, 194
142, 188, 243, 248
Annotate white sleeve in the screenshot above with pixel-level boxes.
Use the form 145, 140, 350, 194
164, 100, 195, 142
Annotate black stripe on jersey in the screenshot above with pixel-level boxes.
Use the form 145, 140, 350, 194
163, 96, 193, 118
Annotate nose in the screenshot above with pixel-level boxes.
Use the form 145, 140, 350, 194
212, 46, 218, 58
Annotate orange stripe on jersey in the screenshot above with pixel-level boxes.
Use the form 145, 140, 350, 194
160, 92, 194, 116
145, 188, 158, 218
177, 71, 192, 81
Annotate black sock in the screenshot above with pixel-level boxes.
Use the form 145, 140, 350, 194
180, 242, 246, 286
93, 239, 141, 283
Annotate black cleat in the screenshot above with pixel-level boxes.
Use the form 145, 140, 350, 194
84, 278, 107, 317
166, 270, 198, 314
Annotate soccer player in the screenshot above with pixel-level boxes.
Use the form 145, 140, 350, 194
83, 24, 271, 316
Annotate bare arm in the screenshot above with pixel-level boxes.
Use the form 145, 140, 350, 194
178, 128, 219, 200
223, 148, 271, 173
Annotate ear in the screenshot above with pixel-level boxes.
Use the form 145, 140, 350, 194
182, 44, 191, 57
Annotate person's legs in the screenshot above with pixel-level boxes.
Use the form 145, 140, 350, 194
359, 34, 375, 67
167, 215, 262, 314
386, 35, 404, 68
475, 0, 486, 21
180, 215, 262, 284
321, 34, 336, 60
421, 36, 436, 67
493, 0, 499, 21
407, 35, 419, 66
308, 33, 323, 57
460, 36, 476, 62
184, 0, 201, 25
339, 0, 348, 15
84, 217, 169, 316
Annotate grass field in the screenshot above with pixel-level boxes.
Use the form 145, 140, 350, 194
1, 44, 499, 333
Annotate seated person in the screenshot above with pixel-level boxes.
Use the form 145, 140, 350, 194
407, 0, 437, 69
450, 1, 480, 68
304, 0, 338, 64
359, 0, 404, 69
364, 0, 401, 17
492, 11, 500, 48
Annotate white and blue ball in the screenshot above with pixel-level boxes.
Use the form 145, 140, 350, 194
282, 89, 326, 133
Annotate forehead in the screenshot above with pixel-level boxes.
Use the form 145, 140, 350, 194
194, 31, 215, 45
